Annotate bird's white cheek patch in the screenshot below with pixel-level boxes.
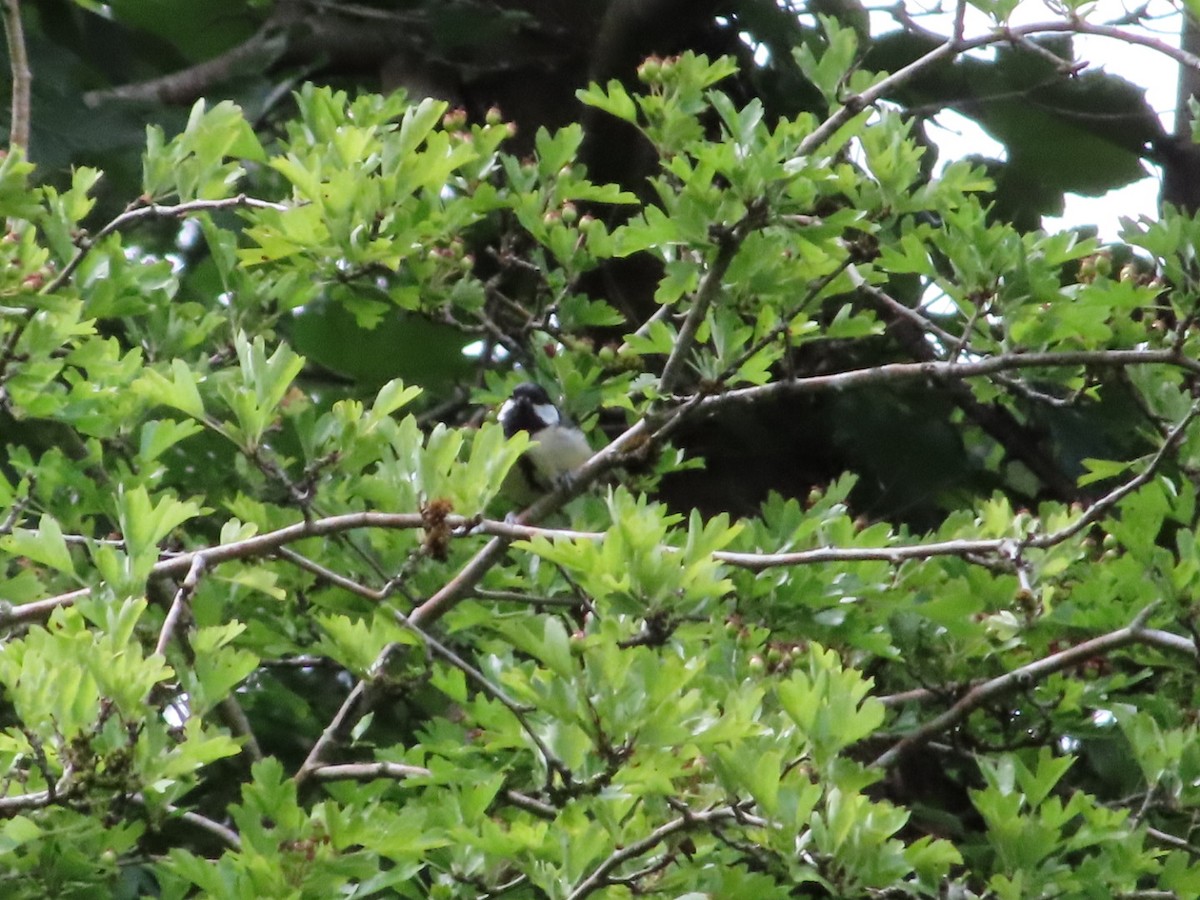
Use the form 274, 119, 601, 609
533, 403, 560, 426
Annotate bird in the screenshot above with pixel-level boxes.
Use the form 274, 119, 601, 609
498, 382, 594, 504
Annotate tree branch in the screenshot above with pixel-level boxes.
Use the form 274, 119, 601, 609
699, 349, 1200, 418
5, 511, 606, 624
0, 777, 71, 812
873, 602, 1170, 768
9, 355, 1199, 797
295, 414, 655, 779
409, 416, 654, 628
1029, 401, 1200, 548
130, 793, 242, 851
155, 554, 207, 656
82, 23, 285, 107
846, 264, 1083, 499
45, 195, 290, 295
305, 761, 557, 820
658, 204, 763, 395
308, 761, 431, 781
1, 0, 30, 153
564, 805, 744, 900
799, 14, 1200, 158
291, 554, 575, 790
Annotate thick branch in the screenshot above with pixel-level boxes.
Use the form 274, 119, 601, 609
1, 0, 30, 153
83, 24, 284, 107
0, 781, 65, 812
308, 761, 431, 781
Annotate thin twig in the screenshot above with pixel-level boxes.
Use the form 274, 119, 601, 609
564, 805, 743, 900
473, 588, 581, 608
1028, 401, 1200, 550
130, 793, 242, 851
155, 555, 207, 656
0, 483, 33, 536
1146, 826, 1200, 857
170, 807, 243, 851
502, 789, 558, 819
720, 255, 852, 382
1005, 30, 1089, 75
217, 695, 264, 762
878, 683, 970, 707
1001, 19, 1200, 73
951, 0, 967, 44
275, 546, 390, 601
388, 603, 573, 787
295, 582, 574, 791
698, 348, 1200, 419
291, 678, 374, 786
800, 14, 1200, 160
307, 762, 559, 822
798, 27, 962, 155
617, 301, 674, 354
258, 654, 337, 668
46, 195, 289, 294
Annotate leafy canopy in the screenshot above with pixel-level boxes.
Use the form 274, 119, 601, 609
1, 15, 1200, 900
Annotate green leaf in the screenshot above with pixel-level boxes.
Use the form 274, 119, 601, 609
576, 80, 638, 124
367, 379, 423, 428
221, 332, 306, 447
1, 514, 77, 577
134, 358, 208, 420
1078, 456, 1132, 487
115, 484, 203, 562
536, 124, 584, 178
397, 97, 449, 156
138, 418, 204, 463
793, 17, 861, 105
540, 616, 575, 680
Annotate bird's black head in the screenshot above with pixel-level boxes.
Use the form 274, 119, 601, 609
499, 382, 560, 437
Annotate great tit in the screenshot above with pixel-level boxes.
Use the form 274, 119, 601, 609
499, 382, 593, 503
